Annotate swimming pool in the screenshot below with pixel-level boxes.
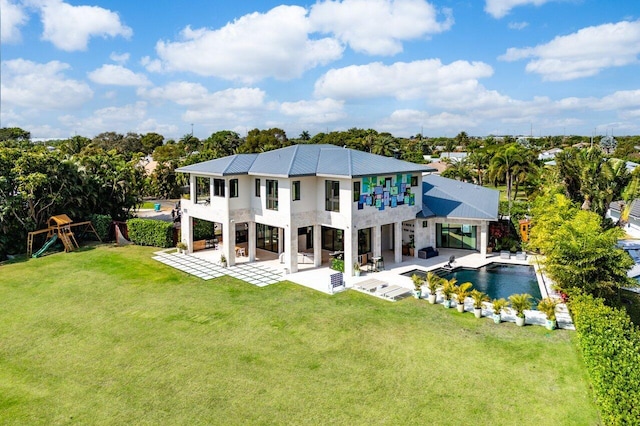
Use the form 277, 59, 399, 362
401, 264, 542, 302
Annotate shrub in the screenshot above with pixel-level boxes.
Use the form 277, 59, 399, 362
193, 219, 215, 241
127, 218, 173, 248
569, 293, 640, 424
89, 214, 112, 242
330, 258, 344, 272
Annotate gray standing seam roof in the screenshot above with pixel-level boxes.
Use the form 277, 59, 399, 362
421, 174, 499, 220
176, 144, 433, 178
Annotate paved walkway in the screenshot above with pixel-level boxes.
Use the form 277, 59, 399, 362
153, 251, 283, 287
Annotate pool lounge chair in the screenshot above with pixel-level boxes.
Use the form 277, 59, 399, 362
375, 284, 403, 297
500, 250, 511, 259
515, 251, 527, 261
355, 278, 386, 292
383, 286, 411, 301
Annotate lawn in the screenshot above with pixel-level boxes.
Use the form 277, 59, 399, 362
0, 245, 599, 425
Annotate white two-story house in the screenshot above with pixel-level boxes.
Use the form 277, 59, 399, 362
176, 144, 499, 277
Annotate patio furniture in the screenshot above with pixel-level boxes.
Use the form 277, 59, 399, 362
418, 246, 439, 259
515, 251, 527, 261
384, 286, 412, 301
354, 278, 386, 292
375, 284, 404, 297
328, 272, 344, 294
500, 250, 511, 259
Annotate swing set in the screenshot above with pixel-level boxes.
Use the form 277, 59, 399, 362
27, 214, 101, 258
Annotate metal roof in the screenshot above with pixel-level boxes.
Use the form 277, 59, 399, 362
175, 154, 259, 176
177, 144, 434, 178
420, 174, 499, 220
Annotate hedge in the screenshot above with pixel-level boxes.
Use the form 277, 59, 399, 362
89, 214, 112, 242
193, 219, 215, 241
127, 218, 173, 248
569, 293, 640, 424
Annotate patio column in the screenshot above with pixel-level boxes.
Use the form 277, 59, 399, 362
248, 221, 256, 261
313, 224, 322, 267
344, 226, 356, 277
285, 225, 298, 274
223, 221, 236, 266
394, 221, 403, 264
373, 225, 382, 257
182, 214, 193, 253
480, 222, 488, 256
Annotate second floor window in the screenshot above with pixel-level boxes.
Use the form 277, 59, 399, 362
292, 181, 301, 201
325, 180, 340, 212
353, 181, 360, 202
230, 179, 238, 198
213, 178, 225, 197
266, 179, 278, 210
255, 178, 260, 197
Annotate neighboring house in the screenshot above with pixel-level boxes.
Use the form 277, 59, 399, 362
438, 152, 468, 163
176, 144, 499, 277
609, 200, 640, 231
538, 148, 562, 161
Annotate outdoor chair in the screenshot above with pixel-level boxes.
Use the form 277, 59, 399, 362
328, 272, 345, 294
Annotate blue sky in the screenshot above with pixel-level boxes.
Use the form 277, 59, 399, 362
2, 0, 640, 140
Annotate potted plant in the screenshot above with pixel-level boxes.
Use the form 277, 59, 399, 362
453, 282, 473, 313
441, 278, 457, 308
490, 298, 509, 324
411, 274, 423, 299
220, 254, 227, 268
354, 262, 361, 277
408, 235, 415, 256
425, 271, 441, 304
537, 297, 560, 330
176, 241, 187, 254
470, 289, 489, 318
508, 293, 532, 326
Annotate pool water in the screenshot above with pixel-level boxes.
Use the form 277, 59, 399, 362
401, 264, 542, 302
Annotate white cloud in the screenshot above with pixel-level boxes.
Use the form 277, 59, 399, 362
59, 102, 147, 135
485, 0, 554, 19
139, 82, 267, 123
140, 56, 163, 73
109, 52, 130, 64
500, 20, 640, 81
314, 59, 493, 101
280, 98, 346, 124
508, 21, 528, 30
383, 109, 478, 131
88, 64, 151, 86
1, 59, 93, 109
1, 0, 28, 43
309, 0, 453, 56
154, 5, 343, 82
139, 82, 265, 108
34, 0, 132, 51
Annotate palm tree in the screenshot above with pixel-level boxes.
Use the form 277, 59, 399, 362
488, 144, 526, 212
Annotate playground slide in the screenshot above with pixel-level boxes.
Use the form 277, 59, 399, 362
32, 234, 58, 258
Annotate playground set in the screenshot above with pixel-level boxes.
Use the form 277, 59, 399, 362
27, 214, 101, 258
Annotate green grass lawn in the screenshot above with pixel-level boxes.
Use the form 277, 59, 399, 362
0, 245, 599, 425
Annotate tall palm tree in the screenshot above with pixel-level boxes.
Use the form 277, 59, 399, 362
488, 144, 525, 211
